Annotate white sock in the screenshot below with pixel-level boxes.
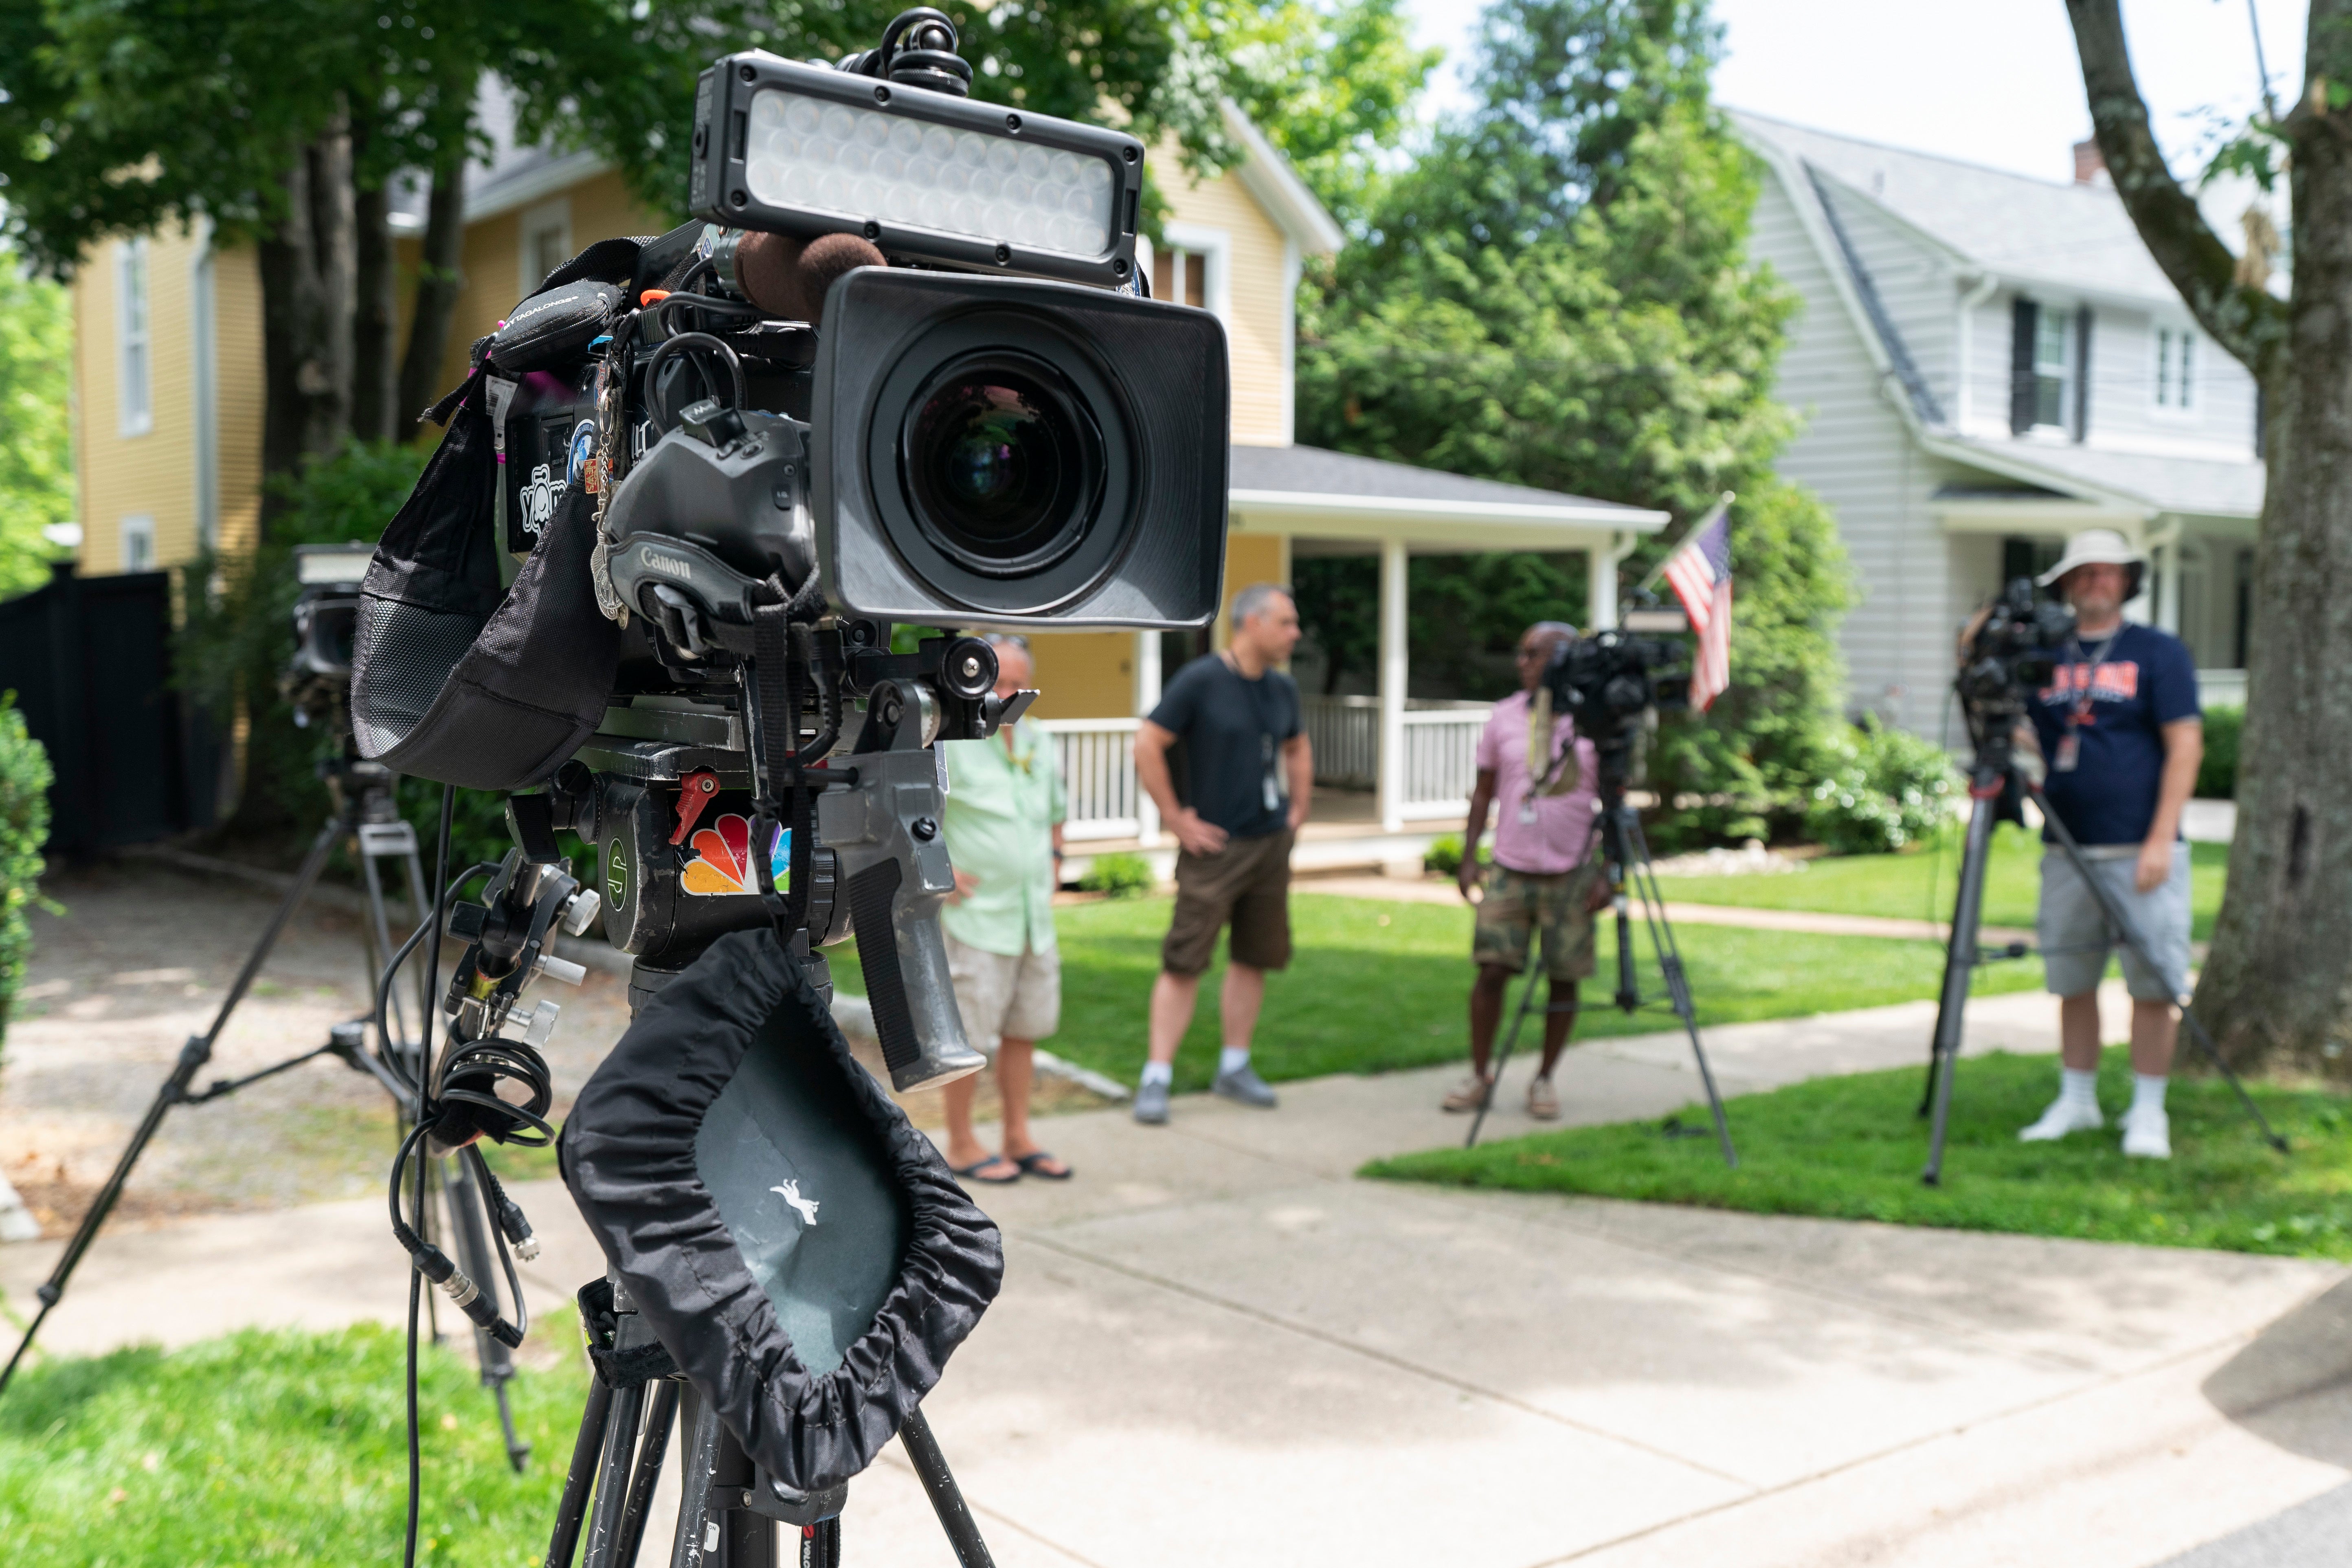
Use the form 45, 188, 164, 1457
1218, 1046, 1252, 1077
1140, 1061, 1173, 1089
2131, 1073, 2168, 1118
2060, 1067, 2099, 1109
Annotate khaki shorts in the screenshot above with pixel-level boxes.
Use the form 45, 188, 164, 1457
2038, 843, 2192, 1002
944, 932, 1061, 1051
1162, 828, 1296, 976
1473, 863, 1600, 982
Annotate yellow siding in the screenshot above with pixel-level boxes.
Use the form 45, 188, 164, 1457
75, 227, 204, 572
213, 248, 265, 559
1025, 631, 1135, 719
1159, 148, 1294, 448
424, 170, 679, 400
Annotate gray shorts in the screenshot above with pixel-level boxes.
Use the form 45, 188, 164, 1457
944, 932, 1061, 1051
2037, 843, 2191, 1002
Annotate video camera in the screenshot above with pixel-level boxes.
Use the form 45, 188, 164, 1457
1956, 576, 2076, 716
1541, 604, 1691, 783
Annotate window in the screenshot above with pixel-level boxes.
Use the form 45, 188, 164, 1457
2002, 535, 2064, 586
1151, 246, 1207, 308
2156, 325, 2197, 411
120, 514, 156, 573
519, 199, 572, 298
2031, 306, 2072, 429
116, 239, 152, 436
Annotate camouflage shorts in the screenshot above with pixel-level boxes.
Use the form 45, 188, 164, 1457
1472, 863, 1600, 982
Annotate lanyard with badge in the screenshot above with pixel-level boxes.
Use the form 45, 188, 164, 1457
2053, 632, 2115, 773
1519, 687, 1579, 822
1221, 650, 1285, 813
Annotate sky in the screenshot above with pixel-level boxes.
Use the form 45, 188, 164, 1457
1401, 0, 2307, 184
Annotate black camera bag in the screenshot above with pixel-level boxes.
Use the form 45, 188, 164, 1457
561, 930, 1004, 1491
490, 279, 625, 374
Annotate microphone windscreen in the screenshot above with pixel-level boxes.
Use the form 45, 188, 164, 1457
734, 231, 886, 323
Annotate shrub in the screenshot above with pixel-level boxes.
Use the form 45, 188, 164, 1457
1804, 720, 1959, 855
1077, 850, 1155, 898
0, 695, 53, 1053
2198, 705, 2242, 799
1423, 832, 1467, 877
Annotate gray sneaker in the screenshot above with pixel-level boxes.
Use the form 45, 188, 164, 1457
1133, 1078, 1171, 1125
1212, 1065, 1279, 1108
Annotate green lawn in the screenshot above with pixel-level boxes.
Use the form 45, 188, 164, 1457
1367, 1047, 2352, 1259
0, 1318, 586, 1566
1653, 823, 2230, 940
831, 894, 2044, 1094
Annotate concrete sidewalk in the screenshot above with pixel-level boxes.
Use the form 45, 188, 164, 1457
5, 986, 2345, 1568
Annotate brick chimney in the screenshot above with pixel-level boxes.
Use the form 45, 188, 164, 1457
2073, 138, 2109, 187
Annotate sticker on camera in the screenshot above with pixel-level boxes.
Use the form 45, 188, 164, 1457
680, 814, 789, 896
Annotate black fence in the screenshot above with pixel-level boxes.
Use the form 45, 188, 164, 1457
0, 563, 222, 854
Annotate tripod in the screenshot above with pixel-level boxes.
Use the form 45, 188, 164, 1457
1468, 752, 1739, 1168
1917, 719, 2288, 1186
0, 744, 535, 1467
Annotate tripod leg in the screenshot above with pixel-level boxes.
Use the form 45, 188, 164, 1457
900, 1408, 996, 1568
611, 1380, 681, 1568
1922, 791, 2001, 1186
584, 1379, 650, 1568
0, 812, 345, 1396
547, 1376, 617, 1568
1466, 964, 1546, 1151
799, 1518, 841, 1568
1617, 816, 1737, 1169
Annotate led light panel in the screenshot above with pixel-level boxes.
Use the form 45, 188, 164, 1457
744, 88, 1116, 259
295, 543, 377, 585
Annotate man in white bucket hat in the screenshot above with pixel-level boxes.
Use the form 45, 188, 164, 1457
2016, 528, 2203, 1159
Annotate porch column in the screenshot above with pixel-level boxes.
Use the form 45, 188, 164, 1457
1377, 538, 1408, 833
1133, 630, 1162, 844
1587, 533, 1621, 631
2145, 520, 2183, 632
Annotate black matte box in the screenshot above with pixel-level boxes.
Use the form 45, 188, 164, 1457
691, 51, 1144, 289
811, 267, 1230, 630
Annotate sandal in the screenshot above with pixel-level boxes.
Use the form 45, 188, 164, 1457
952, 1155, 1021, 1185
1012, 1150, 1073, 1181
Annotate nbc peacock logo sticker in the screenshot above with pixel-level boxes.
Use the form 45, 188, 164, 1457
680, 814, 790, 897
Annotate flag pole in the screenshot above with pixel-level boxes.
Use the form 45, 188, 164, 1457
1635, 490, 1735, 595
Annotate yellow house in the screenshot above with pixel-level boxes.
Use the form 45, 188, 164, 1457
70, 98, 1665, 851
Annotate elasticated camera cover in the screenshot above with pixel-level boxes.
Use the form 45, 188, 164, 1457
491, 279, 624, 374
560, 931, 1003, 1491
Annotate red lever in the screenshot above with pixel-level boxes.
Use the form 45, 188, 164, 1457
670, 769, 721, 844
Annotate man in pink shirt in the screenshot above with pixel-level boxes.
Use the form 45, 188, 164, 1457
1447, 622, 1604, 1120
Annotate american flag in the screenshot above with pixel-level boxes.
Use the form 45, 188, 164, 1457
1660, 500, 1733, 712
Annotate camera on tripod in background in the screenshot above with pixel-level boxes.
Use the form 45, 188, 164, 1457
284, 544, 378, 729
1542, 603, 1692, 773
1956, 576, 2077, 718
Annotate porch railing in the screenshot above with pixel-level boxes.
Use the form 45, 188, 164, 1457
1032, 718, 1147, 841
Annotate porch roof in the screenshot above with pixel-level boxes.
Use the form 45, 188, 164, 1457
1228, 443, 1670, 548
1925, 434, 2264, 523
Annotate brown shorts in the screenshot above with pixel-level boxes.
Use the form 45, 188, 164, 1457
1473, 862, 1600, 982
1162, 828, 1296, 976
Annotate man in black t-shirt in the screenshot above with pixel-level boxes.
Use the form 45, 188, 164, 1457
1129, 583, 1312, 1125
2014, 530, 2203, 1161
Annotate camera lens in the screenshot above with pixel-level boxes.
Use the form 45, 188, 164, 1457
900, 354, 1103, 577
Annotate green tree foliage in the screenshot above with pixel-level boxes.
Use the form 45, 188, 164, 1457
1297, 0, 1852, 842
0, 253, 71, 596
0, 696, 54, 1053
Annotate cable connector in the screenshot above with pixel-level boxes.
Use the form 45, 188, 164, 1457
494, 1192, 540, 1262
409, 1242, 524, 1346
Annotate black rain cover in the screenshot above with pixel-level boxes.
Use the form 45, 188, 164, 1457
561, 930, 1004, 1491
347, 371, 621, 790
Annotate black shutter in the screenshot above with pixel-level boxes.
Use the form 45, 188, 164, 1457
2072, 307, 2094, 441
2009, 297, 2038, 435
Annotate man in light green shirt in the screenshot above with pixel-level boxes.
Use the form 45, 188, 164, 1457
939, 637, 1072, 1184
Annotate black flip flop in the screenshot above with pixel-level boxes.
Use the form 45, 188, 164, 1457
1013, 1151, 1074, 1181
952, 1155, 1021, 1186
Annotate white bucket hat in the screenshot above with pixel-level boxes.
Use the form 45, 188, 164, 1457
2037, 527, 2146, 589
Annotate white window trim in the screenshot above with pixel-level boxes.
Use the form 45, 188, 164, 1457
518, 197, 573, 301
1160, 222, 1233, 325
2152, 323, 2199, 420
119, 514, 156, 573
116, 238, 154, 438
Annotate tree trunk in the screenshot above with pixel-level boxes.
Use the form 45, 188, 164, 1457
2068, 0, 2352, 1073
257, 112, 357, 533
396, 150, 469, 434
351, 119, 398, 445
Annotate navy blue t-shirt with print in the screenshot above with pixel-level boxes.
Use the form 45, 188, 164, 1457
2025, 622, 2201, 845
